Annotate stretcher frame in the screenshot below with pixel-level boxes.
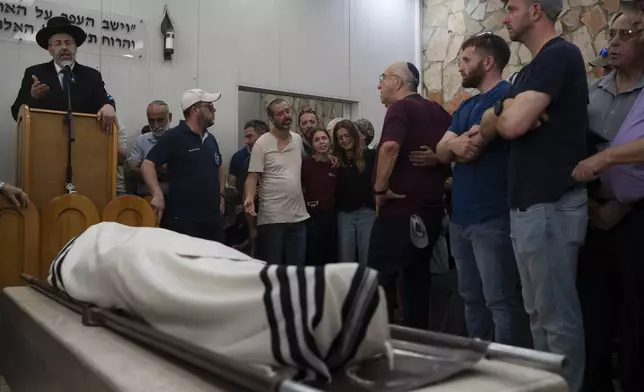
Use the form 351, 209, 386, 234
20, 273, 566, 392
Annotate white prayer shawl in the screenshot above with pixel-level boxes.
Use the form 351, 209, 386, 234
47, 222, 391, 381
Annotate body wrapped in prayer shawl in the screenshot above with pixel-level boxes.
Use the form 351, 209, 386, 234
47, 222, 391, 381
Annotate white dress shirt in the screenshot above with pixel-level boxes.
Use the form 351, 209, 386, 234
54, 62, 75, 88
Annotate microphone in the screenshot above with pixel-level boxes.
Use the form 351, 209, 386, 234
64, 65, 75, 83
61, 61, 75, 83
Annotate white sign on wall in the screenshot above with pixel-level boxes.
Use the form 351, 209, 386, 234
0, 0, 148, 59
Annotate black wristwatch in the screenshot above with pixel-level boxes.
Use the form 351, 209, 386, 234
493, 97, 507, 117
374, 188, 388, 196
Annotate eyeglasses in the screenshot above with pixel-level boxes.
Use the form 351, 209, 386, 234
195, 102, 215, 111
379, 73, 399, 83
49, 39, 76, 48
607, 28, 640, 41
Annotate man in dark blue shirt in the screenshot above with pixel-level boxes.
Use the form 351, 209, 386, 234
436, 33, 525, 347
471, 0, 589, 390
228, 120, 269, 195
142, 89, 226, 243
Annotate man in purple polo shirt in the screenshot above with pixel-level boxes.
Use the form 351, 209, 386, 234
573, 88, 644, 200
572, 1, 644, 386
369, 61, 451, 329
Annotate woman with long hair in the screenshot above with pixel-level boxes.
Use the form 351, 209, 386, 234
301, 128, 338, 265
333, 119, 376, 265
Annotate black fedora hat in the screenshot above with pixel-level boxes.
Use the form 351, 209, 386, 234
36, 16, 87, 49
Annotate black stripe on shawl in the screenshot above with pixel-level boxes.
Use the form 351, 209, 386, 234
297, 267, 323, 360
276, 266, 317, 376
324, 265, 381, 370
312, 266, 325, 330
259, 266, 285, 365
50, 236, 78, 291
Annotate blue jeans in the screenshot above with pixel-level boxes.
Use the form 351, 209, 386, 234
257, 221, 307, 265
337, 207, 376, 265
450, 216, 525, 346
510, 187, 587, 392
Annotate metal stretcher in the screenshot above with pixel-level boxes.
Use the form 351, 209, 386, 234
6, 274, 568, 392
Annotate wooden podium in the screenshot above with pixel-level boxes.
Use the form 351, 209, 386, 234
16, 105, 117, 214
0, 106, 156, 288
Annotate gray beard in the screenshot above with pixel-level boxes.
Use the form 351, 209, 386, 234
58, 59, 74, 68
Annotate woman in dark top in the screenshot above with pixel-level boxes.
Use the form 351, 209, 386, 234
332, 119, 376, 265
301, 129, 338, 265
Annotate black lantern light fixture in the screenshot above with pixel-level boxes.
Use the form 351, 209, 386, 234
160, 5, 174, 61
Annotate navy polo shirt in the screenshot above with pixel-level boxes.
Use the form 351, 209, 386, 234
229, 147, 250, 179
146, 120, 223, 222
450, 81, 511, 226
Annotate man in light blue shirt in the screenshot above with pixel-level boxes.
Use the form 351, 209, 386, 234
126, 100, 172, 196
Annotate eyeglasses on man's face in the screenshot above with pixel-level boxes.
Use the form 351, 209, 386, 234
379, 73, 399, 83
607, 28, 640, 41
196, 102, 215, 112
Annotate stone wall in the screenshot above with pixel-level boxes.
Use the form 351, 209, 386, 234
422, 0, 621, 112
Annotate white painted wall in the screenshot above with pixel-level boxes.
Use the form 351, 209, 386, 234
349, 0, 421, 139
0, 0, 419, 184
237, 90, 262, 148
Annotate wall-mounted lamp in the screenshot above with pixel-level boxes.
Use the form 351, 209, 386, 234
160, 5, 175, 61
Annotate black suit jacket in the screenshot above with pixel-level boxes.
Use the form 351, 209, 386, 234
11, 60, 111, 121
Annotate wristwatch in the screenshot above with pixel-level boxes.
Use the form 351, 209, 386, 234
493, 97, 507, 117
374, 188, 388, 196
0, 181, 4, 194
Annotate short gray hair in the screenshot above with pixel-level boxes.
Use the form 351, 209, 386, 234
390, 62, 420, 92
148, 100, 170, 115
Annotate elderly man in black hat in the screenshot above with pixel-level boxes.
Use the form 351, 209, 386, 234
11, 16, 116, 132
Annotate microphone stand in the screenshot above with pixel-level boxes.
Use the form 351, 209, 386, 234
63, 66, 76, 194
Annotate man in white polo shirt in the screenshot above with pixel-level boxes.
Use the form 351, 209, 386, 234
243, 98, 309, 265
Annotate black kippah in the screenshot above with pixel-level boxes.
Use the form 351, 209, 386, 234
406, 62, 420, 81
